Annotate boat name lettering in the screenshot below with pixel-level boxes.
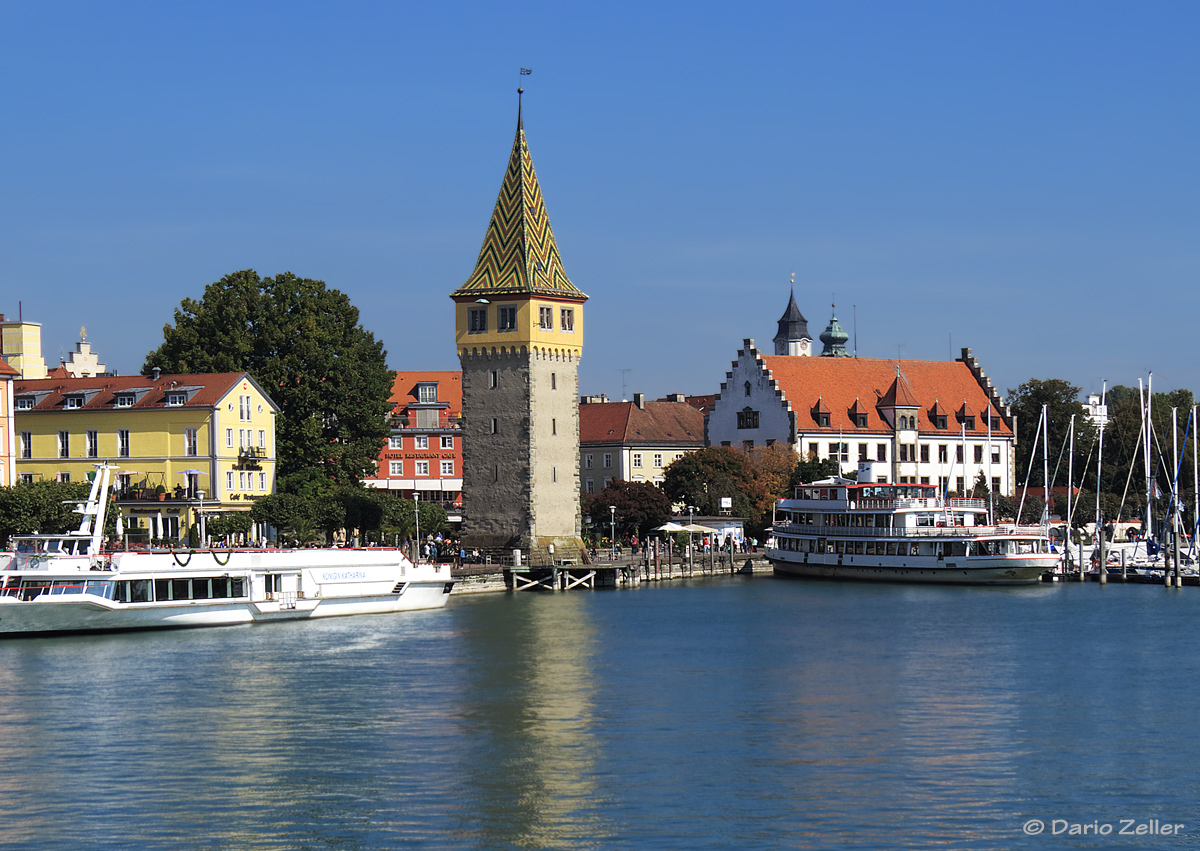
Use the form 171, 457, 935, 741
320, 570, 369, 582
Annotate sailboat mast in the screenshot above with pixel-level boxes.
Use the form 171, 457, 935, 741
1042, 403, 1050, 527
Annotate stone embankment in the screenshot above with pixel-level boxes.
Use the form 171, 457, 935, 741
449, 555, 774, 594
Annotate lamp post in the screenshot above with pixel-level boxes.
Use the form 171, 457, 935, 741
414, 493, 421, 563
610, 505, 616, 561
688, 505, 697, 571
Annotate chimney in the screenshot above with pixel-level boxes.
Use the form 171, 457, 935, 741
633, 393, 645, 409
151, 366, 161, 380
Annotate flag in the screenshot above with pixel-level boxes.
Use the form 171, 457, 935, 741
520, 68, 532, 75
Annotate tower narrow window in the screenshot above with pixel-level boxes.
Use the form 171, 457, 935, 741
560, 308, 574, 332
469, 307, 488, 333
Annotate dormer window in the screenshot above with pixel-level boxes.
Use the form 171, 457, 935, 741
963, 416, 975, 430
115, 395, 135, 408
936, 415, 947, 429
15, 397, 33, 410
856, 414, 868, 428
64, 396, 83, 409
417, 383, 438, 403
818, 413, 830, 427
166, 393, 187, 406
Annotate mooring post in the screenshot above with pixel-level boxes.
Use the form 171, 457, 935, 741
1098, 532, 1107, 585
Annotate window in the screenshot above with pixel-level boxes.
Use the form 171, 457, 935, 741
992, 447, 1001, 464
921, 476, 931, 485
259, 472, 266, 491
239, 395, 251, 421
974, 445, 983, 463
491, 418, 499, 434
441, 435, 454, 449
539, 306, 554, 330
490, 370, 498, 388
185, 428, 198, 457
469, 307, 487, 333
19, 473, 33, 483
992, 476, 1001, 493
956, 477, 964, 493
938, 445, 948, 463
858, 444, 868, 462
441, 460, 454, 476
118, 430, 130, 458
654, 453, 663, 467
603, 454, 612, 468
58, 431, 69, 458
551, 373, 556, 390
258, 430, 266, 449
856, 414, 868, 428
744, 381, 752, 397
963, 416, 975, 430
737, 408, 760, 429
585, 479, 594, 493
956, 446, 963, 463
15, 397, 33, 410
936, 415, 947, 429
226, 471, 234, 491
85, 430, 99, 458
415, 435, 429, 450
239, 429, 249, 449
115, 395, 134, 408
633, 453, 642, 468
560, 308, 574, 331
817, 413, 830, 428
239, 471, 247, 491
899, 444, 913, 462
807, 442, 819, 458
498, 306, 517, 331
553, 466, 558, 482
389, 436, 403, 449
389, 460, 403, 476
584, 454, 593, 469
551, 418, 557, 436
877, 444, 887, 462
415, 461, 430, 477
57, 472, 70, 483
226, 428, 234, 448
418, 383, 438, 403
65, 396, 82, 409
166, 392, 186, 406
830, 442, 849, 462
920, 445, 930, 463
20, 432, 31, 459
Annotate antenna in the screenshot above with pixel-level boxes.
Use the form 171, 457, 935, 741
853, 304, 857, 358
618, 368, 631, 402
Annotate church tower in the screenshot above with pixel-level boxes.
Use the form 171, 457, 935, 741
450, 90, 588, 565
819, 304, 850, 357
773, 281, 812, 356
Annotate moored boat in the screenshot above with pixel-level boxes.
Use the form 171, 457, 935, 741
768, 477, 1057, 585
0, 465, 454, 636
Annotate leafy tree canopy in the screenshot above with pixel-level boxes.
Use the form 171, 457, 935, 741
0, 480, 92, 547
143, 270, 396, 488
583, 480, 673, 542
662, 447, 757, 519
1006, 378, 1096, 488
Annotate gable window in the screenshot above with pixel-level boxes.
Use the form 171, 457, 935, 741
539, 306, 554, 330
468, 307, 487, 333
240, 395, 252, 421
560, 308, 574, 332
498, 306, 517, 331
737, 407, 760, 429
744, 381, 752, 397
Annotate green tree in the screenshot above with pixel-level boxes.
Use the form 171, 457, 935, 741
143, 270, 396, 489
1006, 378, 1096, 488
584, 480, 672, 542
662, 447, 757, 519
0, 480, 91, 547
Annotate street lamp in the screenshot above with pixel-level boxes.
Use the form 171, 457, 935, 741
688, 505, 697, 571
610, 505, 617, 561
414, 493, 421, 563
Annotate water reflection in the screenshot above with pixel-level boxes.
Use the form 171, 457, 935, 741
450, 593, 607, 849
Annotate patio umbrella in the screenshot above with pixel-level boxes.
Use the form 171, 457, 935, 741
680, 523, 720, 534
655, 522, 686, 532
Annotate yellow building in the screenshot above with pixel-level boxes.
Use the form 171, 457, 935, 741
13, 371, 278, 543
0, 358, 17, 486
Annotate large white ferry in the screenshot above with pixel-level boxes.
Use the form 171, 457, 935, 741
0, 465, 454, 636
768, 477, 1057, 585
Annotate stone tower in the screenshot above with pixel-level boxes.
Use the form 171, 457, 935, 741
450, 91, 588, 565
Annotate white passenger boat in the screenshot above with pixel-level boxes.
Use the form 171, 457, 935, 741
0, 465, 454, 636
768, 477, 1057, 585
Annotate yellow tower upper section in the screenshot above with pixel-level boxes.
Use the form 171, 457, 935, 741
451, 90, 586, 359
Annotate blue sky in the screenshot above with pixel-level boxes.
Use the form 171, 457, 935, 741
2, 1, 1197, 405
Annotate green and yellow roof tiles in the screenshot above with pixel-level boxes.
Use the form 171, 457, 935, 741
452, 113, 587, 302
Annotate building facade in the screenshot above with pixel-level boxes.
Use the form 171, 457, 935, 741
579, 393, 705, 492
707, 338, 1017, 496
0, 314, 48, 379
13, 372, 278, 542
450, 91, 588, 564
365, 370, 463, 524
0, 358, 17, 486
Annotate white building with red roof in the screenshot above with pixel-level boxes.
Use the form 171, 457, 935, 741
579, 393, 705, 493
707, 337, 1016, 496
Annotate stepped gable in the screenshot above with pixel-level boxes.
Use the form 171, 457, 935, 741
580, 400, 704, 447
758, 355, 1012, 436
451, 92, 587, 301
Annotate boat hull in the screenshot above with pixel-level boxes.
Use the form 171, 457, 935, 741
768, 550, 1054, 585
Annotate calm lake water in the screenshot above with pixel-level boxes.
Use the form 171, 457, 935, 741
2, 577, 1199, 850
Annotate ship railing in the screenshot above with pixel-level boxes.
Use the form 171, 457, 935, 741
773, 523, 1041, 539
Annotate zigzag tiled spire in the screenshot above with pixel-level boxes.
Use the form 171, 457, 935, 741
452, 91, 587, 300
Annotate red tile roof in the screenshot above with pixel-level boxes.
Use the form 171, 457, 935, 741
755, 355, 1012, 437
13, 373, 275, 411
389, 371, 462, 417
0, 359, 19, 377
580, 400, 705, 447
